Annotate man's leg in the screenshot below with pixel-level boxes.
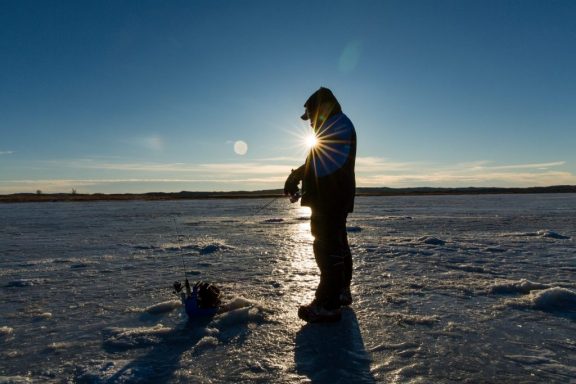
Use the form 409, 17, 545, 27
310, 211, 346, 309
340, 219, 353, 305
340, 214, 352, 289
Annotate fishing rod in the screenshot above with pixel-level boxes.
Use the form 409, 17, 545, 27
170, 216, 221, 317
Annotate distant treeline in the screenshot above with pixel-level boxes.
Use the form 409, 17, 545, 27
356, 185, 576, 196
1, 185, 575, 203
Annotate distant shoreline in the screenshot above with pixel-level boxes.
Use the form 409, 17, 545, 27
1, 185, 575, 203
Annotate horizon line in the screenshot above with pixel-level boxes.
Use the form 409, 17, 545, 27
2, 184, 575, 196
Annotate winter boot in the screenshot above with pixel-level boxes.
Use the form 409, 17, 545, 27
298, 302, 341, 323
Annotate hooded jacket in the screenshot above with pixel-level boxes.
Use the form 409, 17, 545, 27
301, 112, 357, 213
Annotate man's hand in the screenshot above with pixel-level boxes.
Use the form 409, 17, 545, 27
284, 169, 300, 196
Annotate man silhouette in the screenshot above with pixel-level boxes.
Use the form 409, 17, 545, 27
284, 87, 357, 322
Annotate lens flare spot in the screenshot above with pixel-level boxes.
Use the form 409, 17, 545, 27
339, 40, 363, 73
234, 140, 248, 155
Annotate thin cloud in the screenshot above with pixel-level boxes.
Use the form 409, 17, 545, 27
356, 159, 575, 188
0, 177, 284, 194
357, 171, 576, 187
119, 135, 165, 152
0, 150, 14, 155
256, 156, 305, 163
1, 178, 282, 185
76, 162, 195, 172
2, 156, 573, 194
198, 163, 289, 174
469, 161, 566, 171
355, 157, 417, 172
54, 159, 292, 175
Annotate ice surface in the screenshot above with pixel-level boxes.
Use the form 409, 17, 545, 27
0, 326, 14, 336
490, 278, 551, 294
381, 312, 439, 326
102, 324, 176, 349
531, 287, 576, 310
417, 236, 446, 245
0, 376, 32, 384
503, 229, 571, 239
503, 287, 576, 311
143, 300, 182, 314
5, 278, 48, 287
262, 218, 285, 223
1, 194, 575, 383
198, 242, 235, 254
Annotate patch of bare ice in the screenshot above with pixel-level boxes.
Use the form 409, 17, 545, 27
537, 230, 571, 239
379, 216, 413, 221
74, 359, 149, 383
5, 278, 48, 287
144, 300, 182, 314
417, 236, 446, 246
369, 341, 420, 353
0, 376, 32, 384
504, 354, 576, 377
199, 243, 235, 255
502, 230, 571, 240
446, 264, 490, 274
484, 245, 507, 253
382, 312, 439, 326
102, 324, 174, 349
504, 354, 550, 364
262, 218, 285, 223
46, 341, 75, 351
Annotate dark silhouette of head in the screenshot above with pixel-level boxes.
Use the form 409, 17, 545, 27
301, 87, 342, 129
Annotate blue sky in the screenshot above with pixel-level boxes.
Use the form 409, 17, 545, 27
1, 0, 575, 193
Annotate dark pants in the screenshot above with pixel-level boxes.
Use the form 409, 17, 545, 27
310, 210, 352, 309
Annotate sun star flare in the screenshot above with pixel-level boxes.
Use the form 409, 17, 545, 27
304, 133, 318, 150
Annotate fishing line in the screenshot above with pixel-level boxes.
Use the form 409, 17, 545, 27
236, 193, 288, 227
251, 195, 284, 217
172, 217, 188, 280
170, 194, 286, 278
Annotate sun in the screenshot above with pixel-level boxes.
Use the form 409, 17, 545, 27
284, 123, 320, 156
304, 133, 317, 149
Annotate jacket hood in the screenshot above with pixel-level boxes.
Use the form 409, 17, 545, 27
301, 87, 342, 120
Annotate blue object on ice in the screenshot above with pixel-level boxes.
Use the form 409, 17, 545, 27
184, 288, 219, 318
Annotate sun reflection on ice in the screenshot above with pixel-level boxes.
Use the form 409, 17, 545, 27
286, 205, 316, 305
293, 206, 313, 244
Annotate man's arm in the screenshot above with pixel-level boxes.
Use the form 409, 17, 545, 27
284, 164, 305, 196
291, 164, 305, 181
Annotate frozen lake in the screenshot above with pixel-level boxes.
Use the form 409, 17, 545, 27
1, 194, 575, 383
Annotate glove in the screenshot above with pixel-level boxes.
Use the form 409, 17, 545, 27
284, 170, 300, 196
